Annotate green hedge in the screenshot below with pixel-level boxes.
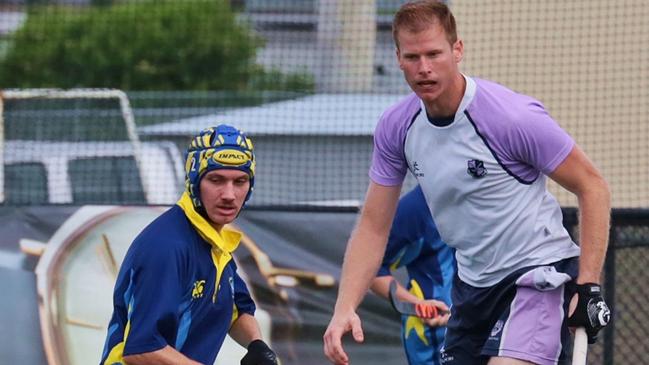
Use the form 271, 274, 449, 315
0, 0, 313, 92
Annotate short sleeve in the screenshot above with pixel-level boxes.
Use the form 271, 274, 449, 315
368, 104, 417, 186
232, 263, 256, 317
122, 241, 187, 355
508, 101, 575, 175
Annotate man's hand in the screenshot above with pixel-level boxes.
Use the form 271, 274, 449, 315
418, 299, 451, 327
323, 310, 364, 365
240, 340, 278, 365
568, 283, 611, 344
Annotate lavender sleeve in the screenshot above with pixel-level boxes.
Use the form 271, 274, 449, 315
508, 100, 575, 175
369, 96, 419, 186
468, 80, 575, 181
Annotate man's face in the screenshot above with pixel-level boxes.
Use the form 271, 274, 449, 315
396, 23, 463, 109
199, 169, 250, 230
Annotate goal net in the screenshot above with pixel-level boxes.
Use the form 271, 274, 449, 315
0, 89, 154, 205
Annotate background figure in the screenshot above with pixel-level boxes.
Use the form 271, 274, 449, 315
371, 185, 455, 365
100, 125, 278, 365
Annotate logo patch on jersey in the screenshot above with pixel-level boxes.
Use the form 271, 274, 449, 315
467, 159, 487, 178
490, 320, 504, 337
192, 280, 206, 299
440, 348, 454, 363
412, 161, 424, 177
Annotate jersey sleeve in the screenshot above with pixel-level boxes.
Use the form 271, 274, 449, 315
369, 111, 410, 186
508, 100, 575, 175
231, 262, 256, 321
122, 241, 188, 355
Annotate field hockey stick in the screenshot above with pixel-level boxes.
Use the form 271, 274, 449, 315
388, 280, 447, 318
572, 327, 588, 365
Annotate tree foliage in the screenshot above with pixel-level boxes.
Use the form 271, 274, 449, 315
0, 0, 312, 92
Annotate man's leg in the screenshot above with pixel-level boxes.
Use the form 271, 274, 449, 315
482, 265, 575, 365
488, 357, 535, 365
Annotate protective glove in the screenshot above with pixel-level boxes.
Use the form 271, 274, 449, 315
240, 339, 278, 365
568, 283, 611, 344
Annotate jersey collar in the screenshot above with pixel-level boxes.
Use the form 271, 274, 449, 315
177, 192, 241, 254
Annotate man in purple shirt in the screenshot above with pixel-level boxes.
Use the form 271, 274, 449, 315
323, 1, 611, 365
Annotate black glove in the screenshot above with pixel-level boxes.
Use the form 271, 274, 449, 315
568, 283, 611, 344
240, 339, 278, 365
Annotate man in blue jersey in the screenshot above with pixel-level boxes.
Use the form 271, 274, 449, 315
370, 185, 455, 365
101, 125, 278, 365
324, 1, 611, 365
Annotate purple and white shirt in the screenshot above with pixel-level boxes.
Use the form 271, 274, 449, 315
370, 76, 580, 287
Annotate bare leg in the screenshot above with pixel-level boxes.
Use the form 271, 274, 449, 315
488, 357, 536, 365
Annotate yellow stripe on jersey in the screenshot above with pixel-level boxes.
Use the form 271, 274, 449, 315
103, 297, 135, 364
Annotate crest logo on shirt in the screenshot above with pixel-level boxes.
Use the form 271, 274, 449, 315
192, 279, 206, 299
412, 161, 424, 177
467, 159, 487, 178
440, 348, 454, 363
490, 320, 504, 337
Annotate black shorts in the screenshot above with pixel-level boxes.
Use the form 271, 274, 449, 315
440, 257, 579, 365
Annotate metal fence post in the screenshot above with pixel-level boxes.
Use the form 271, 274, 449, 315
603, 219, 616, 364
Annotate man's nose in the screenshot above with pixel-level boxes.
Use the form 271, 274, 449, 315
221, 182, 236, 200
418, 58, 432, 75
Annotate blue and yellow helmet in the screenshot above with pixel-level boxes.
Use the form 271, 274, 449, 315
184, 124, 255, 209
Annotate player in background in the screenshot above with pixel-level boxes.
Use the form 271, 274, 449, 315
324, 1, 611, 364
100, 125, 278, 365
370, 185, 455, 365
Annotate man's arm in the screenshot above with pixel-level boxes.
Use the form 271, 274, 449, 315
372, 276, 450, 327
323, 181, 401, 364
123, 346, 203, 365
371, 276, 418, 302
229, 312, 262, 347
549, 144, 610, 284
230, 313, 279, 365
551, 145, 612, 344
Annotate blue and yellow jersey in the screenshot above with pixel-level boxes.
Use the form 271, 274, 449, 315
100, 194, 255, 365
376, 186, 456, 365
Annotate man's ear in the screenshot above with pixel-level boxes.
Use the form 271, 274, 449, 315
396, 47, 405, 70
453, 39, 464, 63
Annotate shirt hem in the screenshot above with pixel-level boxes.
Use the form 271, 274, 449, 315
457, 250, 580, 287
543, 140, 575, 175
368, 173, 404, 187
123, 341, 167, 356
486, 348, 559, 365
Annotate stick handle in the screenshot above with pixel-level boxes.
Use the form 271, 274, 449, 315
572, 327, 588, 365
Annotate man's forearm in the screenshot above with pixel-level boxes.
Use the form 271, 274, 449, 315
371, 276, 420, 303
335, 182, 401, 313
229, 313, 262, 348
576, 176, 611, 284
370, 276, 393, 299
123, 346, 203, 365
336, 230, 388, 313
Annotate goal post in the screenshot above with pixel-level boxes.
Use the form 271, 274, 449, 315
0, 88, 147, 204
